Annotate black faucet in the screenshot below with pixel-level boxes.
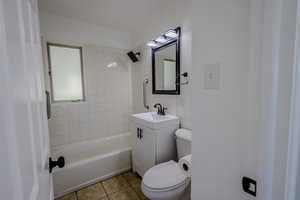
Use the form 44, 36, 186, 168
154, 103, 167, 115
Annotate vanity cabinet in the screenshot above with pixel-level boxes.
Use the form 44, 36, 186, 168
131, 112, 179, 176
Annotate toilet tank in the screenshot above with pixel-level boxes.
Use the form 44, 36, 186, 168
175, 129, 192, 159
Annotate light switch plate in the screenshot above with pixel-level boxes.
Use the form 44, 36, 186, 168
204, 63, 220, 89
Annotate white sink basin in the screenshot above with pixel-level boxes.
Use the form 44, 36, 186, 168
132, 112, 179, 129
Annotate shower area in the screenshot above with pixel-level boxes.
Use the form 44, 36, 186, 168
43, 43, 133, 197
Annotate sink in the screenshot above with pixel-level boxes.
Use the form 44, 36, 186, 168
132, 112, 179, 130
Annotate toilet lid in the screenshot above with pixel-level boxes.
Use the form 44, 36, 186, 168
143, 161, 188, 191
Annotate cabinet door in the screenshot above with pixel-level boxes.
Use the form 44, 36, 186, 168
132, 127, 142, 173
132, 125, 156, 176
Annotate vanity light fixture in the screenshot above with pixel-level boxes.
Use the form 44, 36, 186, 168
147, 40, 158, 47
155, 36, 168, 43
147, 28, 179, 49
165, 29, 178, 38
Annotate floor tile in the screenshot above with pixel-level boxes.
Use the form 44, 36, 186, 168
77, 183, 107, 200
56, 193, 77, 200
55, 172, 150, 200
122, 171, 140, 184
108, 187, 140, 200
129, 178, 149, 200
135, 188, 149, 200
127, 177, 141, 191
102, 175, 130, 194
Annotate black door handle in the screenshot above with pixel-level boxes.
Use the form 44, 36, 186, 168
49, 156, 65, 173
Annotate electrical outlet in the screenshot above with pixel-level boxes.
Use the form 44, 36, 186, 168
242, 177, 256, 197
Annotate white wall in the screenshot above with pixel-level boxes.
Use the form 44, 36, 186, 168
39, 11, 132, 49
191, 0, 300, 199
191, 0, 254, 199
258, 0, 298, 199
296, 150, 300, 198
131, 0, 192, 129
247, 0, 264, 190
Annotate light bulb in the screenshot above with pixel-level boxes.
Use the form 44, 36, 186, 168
155, 36, 168, 43
165, 29, 178, 38
147, 40, 158, 47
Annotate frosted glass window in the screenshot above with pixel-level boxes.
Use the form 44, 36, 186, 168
48, 43, 85, 102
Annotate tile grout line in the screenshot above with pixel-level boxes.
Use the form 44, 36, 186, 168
100, 182, 111, 200
122, 172, 143, 200
103, 173, 137, 197
102, 177, 120, 197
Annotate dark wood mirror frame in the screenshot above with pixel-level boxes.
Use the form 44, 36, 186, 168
152, 27, 181, 95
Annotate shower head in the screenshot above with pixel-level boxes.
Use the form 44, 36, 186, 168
127, 51, 140, 63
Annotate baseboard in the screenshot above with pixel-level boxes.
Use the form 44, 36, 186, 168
54, 167, 131, 198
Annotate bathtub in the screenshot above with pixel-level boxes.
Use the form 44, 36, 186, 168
52, 133, 132, 198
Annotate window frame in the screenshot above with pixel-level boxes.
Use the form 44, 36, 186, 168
47, 42, 86, 103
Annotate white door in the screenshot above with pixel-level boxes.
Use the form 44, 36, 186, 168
0, 0, 53, 200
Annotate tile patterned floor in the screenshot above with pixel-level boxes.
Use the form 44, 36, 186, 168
56, 171, 149, 200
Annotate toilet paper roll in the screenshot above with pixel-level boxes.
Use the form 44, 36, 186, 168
179, 154, 192, 177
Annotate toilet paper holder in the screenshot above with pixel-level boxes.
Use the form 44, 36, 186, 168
182, 163, 189, 171
176, 72, 189, 85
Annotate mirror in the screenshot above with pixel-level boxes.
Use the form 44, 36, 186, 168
152, 28, 180, 95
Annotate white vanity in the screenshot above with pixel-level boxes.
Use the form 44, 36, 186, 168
131, 112, 179, 176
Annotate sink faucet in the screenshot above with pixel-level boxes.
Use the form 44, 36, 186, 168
154, 103, 167, 115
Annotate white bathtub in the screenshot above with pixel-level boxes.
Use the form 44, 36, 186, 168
52, 133, 132, 198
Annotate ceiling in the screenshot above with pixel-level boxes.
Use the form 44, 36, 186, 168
38, 0, 172, 34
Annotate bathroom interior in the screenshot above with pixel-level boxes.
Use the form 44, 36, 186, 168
39, 0, 191, 200
40, 0, 194, 199
2, 0, 300, 200
38, 0, 298, 199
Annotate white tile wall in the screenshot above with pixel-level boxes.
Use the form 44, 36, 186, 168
48, 45, 132, 149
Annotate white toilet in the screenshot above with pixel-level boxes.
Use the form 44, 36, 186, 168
142, 129, 192, 200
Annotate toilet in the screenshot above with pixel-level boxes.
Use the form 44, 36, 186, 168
142, 129, 192, 200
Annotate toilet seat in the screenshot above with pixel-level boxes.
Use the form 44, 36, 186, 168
142, 160, 189, 192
